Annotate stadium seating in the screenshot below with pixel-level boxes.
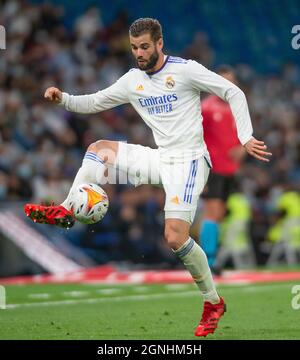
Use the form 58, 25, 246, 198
32, 0, 300, 72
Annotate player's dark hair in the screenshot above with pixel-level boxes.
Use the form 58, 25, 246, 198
129, 18, 162, 42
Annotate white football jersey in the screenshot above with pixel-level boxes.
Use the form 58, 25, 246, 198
61, 56, 253, 161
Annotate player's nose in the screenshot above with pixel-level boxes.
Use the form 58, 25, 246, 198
137, 48, 145, 57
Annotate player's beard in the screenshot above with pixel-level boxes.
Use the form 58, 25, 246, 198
136, 49, 159, 71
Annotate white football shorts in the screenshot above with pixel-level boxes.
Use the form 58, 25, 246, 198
115, 142, 210, 224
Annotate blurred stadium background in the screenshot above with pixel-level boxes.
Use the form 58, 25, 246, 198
0, 0, 300, 280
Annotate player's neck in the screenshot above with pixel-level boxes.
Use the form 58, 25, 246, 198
146, 53, 166, 74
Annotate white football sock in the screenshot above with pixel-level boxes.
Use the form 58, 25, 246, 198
61, 152, 106, 210
174, 237, 220, 304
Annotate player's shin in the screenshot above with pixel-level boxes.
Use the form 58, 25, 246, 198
174, 237, 220, 304
61, 151, 106, 210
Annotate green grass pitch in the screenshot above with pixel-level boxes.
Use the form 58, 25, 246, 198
1, 281, 300, 339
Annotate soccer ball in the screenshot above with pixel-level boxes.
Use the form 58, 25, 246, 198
69, 183, 109, 224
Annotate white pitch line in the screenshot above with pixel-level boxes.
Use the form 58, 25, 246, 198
6, 291, 198, 309
62, 291, 90, 297
133, 286, 151, 293
7, 282, 294, 310
28, 293, 51, 299
95, 288, 121, 295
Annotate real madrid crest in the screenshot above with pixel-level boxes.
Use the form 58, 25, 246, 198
165, 76, 175, 89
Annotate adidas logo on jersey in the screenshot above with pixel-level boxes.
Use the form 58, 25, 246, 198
171, 196, 180, 204
136, 84, 144, 91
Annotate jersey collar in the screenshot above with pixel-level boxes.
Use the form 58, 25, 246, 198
146, 55, 169, 76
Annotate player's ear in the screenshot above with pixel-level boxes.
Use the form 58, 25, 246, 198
157, 37, 163, 51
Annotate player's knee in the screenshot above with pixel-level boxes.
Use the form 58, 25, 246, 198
87, 140, 118, 164
87, 140, 111, 152
164, 225, 184, 250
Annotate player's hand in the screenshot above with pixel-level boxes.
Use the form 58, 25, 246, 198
44, 87, 62, 103
244, 137, 272, 162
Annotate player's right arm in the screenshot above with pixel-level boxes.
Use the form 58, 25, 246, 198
44, 87, 62, 103
44, 73, 130, 113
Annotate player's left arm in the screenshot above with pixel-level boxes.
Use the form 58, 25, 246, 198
187, 61, 272, 162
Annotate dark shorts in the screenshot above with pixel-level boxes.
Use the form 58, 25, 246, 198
202, 171, 238, 201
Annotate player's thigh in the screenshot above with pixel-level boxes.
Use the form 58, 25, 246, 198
164, 217, 191, 249
114, 141, 160, 186
162, 157, 210, 224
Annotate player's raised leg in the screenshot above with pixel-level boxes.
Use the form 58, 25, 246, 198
24, 140, 118, 227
